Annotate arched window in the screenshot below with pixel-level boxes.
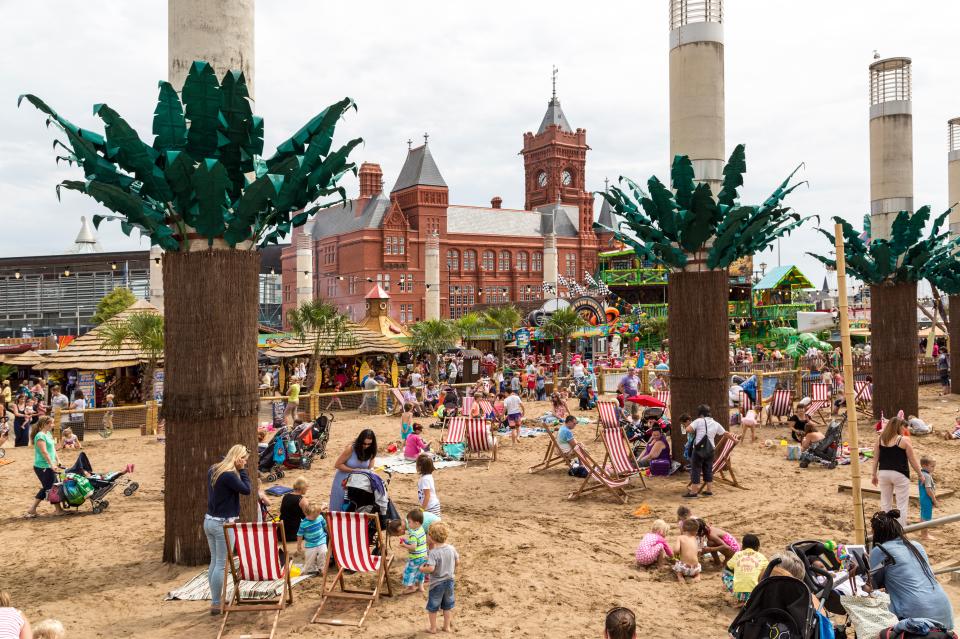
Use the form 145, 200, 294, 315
565, 253, 577, 277
498, 251, 511, 271
516, 251, 528, 272
446, 249, 459, 271
532, 251, 543, 272
463, 250, 476, 271
482, 250, 495, 272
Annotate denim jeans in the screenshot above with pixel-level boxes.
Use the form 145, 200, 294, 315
204, 516, 235, 606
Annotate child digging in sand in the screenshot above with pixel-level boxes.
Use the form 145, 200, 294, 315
635, 519, 674, 567
672, 518, 702, 583
400, 509, 429, 594
723, 534, 767, 606
420, 521, 458, 633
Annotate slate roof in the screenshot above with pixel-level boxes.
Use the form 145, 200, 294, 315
391, 144, 447, 192
537, 97, 573, 134
596, 195, 614, 229
307, 193, 390, 240
447, 204, 579, 238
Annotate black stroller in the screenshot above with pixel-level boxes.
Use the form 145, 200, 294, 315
54, 452, 139, 514
257, 432, 287, 482
799, 415, 845, 469
342, 470, 400, 555
728, 556, 827, 639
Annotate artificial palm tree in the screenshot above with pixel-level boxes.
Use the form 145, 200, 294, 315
597, 145, 811, 448
99, 311, 165, 400
409, 319, 458, 382
21, 60, 361, 565
810, 208, 959, 416
540, 307, 587, 375
481, 306, 521, 367
286, 299, 356, 391
453, 312, 484, 347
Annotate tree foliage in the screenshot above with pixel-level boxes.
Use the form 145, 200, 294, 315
808, 208, 959, 285
482, 306, 521, 366
287, 299, 355, 387
595, 145, 813, 270
541, 307, 588, 375
92, 287, 136, 325
20, 60, 361, 250
453, 312, 484, 344
99, 311, 164, 398
409, 319, 458, 381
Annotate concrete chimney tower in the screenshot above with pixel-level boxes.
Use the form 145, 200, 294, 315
168, 0, 256, 97
669, 0, 724, 191
869, 57, 913, 240
424, 233, 441, 320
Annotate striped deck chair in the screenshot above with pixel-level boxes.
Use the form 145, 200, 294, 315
312, 511, 393, 627
654, 391, 671, 418
567, 443, 630, 503
805, 383, 831, 423
528, 425, 575, 474
739, 391, 754, 414
706, 433, 746, 490
595, 400, 620, 441
600, 423, 646, 489
477, 398, 495, 420
854, 381, 873, 417
764, 389, 793, 426
461, 395, 476, 417
390, 387, 405, 415
441, 415, 468, 447
464, 417, 497, 466
217, 522, 292, 639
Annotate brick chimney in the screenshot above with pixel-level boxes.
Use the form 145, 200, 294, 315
491, 196, 502, 209
356, 162, 383, 216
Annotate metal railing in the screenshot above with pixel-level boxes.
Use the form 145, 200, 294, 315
670, 0, 723, 29
870, 57, 912, 105
599, 267, 668, 287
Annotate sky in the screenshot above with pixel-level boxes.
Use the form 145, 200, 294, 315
1, 1, 958, 287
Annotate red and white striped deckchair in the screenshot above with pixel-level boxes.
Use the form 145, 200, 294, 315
739, 391, 754, 413
567, 443, 630, 503
854, 381, 873, 417
461, 395, 476, 417
654, 391, 671, 418
529, 425, 575, 474
390, 387, 406, 415
217, 522, 292, 639
464, 417, 497, 466
805, 383, 831, 423
312, 511, 393, 627
595, 400, 620, 440
441, 415, 468, 446
707, 433, 746, 490
477, 398, 495, 420
600, 424, 646, 489
764, 388, 793, 425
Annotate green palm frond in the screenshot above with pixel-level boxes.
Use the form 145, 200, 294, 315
20, 60, 361, 250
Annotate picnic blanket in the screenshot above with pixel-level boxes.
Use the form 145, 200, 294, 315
375, 453, 465, 474
165, 563, 312, 601
497, 426, 547, 438
539, 413, 592, 427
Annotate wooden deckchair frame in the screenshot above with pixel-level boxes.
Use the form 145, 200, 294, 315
599, 423, 647, 491
704, 433, 747, 490
218, 521, 293, 639
312, 512, 394, 628
567, 443, 630, 504
654, 390, 671, 418
805, 383, 832, 425
854, 380, 872, 419
528, 425, 575, 474
464, 417, 498, 467
390, 387, 406, 416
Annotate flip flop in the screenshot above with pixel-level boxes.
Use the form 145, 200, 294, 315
22, 512, 37, 519
701, 491, 714, 496
681, 493, 699, 499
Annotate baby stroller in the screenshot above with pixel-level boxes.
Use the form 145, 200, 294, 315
789, 540, 851, 616
728, 556, 826, 639
51, 452, 139, 515
304, 411, 333, 460
799, 415, 845, 469
342, 470, 400, 555
258, 431, 287, 482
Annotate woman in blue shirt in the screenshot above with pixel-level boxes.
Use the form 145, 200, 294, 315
205, 444, 251, 615
868, 510, 954, 630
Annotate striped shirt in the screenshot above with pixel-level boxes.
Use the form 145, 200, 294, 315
0, 607, 25, 637
404, 526, 427, 561
297, 516, 328, 548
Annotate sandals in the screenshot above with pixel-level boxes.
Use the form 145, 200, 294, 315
701, 491, 714, 497
681, 492, 699, 499
22, 512, 37, 519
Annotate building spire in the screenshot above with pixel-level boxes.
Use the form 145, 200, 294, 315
552, 64, 558, 100
423, 132, 430, 146
407, 138, 413, 150
604, 177, 610, 193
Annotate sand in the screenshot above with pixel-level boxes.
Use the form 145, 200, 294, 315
2, 386, 959, 638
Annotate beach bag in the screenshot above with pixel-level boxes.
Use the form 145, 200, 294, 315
62, 475, 93, 506
787, 444, 802, 461
443, 443, 465, 460
272, 436, 286, 464
692, 420, 714, 459
47, 483, 62, 504
839, 593, 898, 639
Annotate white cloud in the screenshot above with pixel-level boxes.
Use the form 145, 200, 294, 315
1, 0, 957, 283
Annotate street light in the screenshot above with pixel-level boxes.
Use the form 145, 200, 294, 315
63, 268, 71, 277
14, 271, 21, 279
759, 262, 767, 275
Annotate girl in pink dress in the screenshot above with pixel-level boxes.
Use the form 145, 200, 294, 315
635, 519, 674, 567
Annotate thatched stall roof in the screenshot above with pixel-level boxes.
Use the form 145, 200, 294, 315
37, 299, 162, 370
0, 350, 47, 367
263, 321, 407, 358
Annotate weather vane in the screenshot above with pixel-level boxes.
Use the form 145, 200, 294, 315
551, 65, 558, 99
423, 132, 429, 145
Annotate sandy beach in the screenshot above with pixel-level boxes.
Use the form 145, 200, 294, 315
2, 386, 959, 638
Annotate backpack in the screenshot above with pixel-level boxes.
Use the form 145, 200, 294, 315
62, 474, 94, 506
272, 435, 287, 464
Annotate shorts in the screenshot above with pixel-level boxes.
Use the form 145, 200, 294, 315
403, 557, 427, 587
673, 560, 701, 578
507, 413, 522, 428
426, 580, 455, 612
303, 544, 327, 574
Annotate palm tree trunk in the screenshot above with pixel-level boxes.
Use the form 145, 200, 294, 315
560, 338, 569, 376
871, 281, 919, 418
162, 249, 261, 565
141, 360, 155, 403
951, 294, 959, 395
667, 269, 729, 462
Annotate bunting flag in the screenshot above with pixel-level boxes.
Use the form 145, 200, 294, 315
584, 271, 611, 297
540, 282, 557, 295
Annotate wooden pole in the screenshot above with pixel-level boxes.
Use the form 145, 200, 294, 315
835, 222, 866, 545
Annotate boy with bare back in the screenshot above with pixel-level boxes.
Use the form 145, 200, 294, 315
672, 518, 702, 583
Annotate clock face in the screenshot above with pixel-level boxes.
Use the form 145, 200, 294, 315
561, 169, 573, 186
536, 171, 547, 188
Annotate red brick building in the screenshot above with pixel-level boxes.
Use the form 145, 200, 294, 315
281, 92, 613, 326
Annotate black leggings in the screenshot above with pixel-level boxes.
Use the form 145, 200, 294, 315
34, 466, 56, 500
66, 452, 93, 476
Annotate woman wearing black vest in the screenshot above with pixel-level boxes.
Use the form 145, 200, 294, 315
278, 476, 310, 543
871, 416, 922, 528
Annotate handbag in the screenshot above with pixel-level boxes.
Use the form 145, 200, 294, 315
692, 419, 715, 459
47, 483, 62, 504
839, 592, 898, 639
